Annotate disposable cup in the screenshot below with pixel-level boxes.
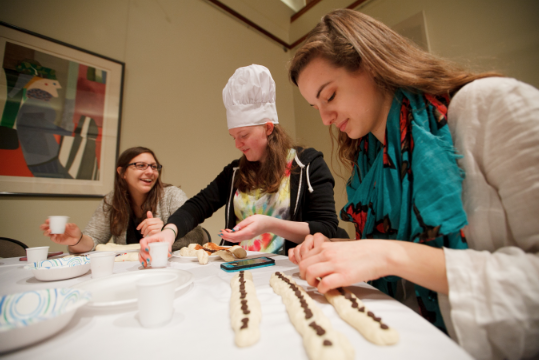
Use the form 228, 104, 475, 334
89, 252, 116, 278
149, 242, 169, 268
136, 274, 178, 328
26, 246, 50, 264
48, 216, 69, 234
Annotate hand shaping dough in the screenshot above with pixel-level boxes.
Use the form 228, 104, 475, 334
230, 271, 261, 347
270, 272, 354, 360
95, 243, 140, 251
325, 288, 399, 346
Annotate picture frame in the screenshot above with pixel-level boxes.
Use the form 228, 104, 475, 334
0, 22, 124, 198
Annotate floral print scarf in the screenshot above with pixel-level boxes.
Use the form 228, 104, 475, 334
341, 89, 468, 332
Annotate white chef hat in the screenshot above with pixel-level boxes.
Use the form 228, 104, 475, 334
222, 64, 279, 130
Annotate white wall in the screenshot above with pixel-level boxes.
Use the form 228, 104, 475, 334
0, 0, 296, 251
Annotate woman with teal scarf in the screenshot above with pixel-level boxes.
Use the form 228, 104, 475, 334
286, 7, 532, 343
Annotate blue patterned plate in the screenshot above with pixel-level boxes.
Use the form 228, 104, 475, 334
0, 288, 91, 353
25, 256, 91, 281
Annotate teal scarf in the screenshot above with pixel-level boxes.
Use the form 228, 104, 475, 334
341, 89, 468, 333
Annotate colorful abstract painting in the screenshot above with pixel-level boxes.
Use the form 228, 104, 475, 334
0, 23, 123, 196
0, 42, 105, 180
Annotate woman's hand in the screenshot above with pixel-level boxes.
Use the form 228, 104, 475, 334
219, 215, 275, 243
136, 211, 164, 237
289, 232, 329, 265
138, 226, 176, 268
40, 219, 82, 246
298, 239, 390, 294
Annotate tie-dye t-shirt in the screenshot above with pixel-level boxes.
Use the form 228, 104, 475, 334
233, 149, 295, 254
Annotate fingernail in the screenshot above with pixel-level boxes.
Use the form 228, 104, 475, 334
145, 248, 149, 252
218, 234, 222, 237
231, 229, 236, 232
146, 258, 150, 265
141, 261, 144, 266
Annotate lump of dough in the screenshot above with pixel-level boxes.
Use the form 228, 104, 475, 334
215, 250, 235, 262
196, 248, 209, 265
230, 246, 247, 259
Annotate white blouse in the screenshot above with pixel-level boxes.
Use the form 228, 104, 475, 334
441, 77, 539, 360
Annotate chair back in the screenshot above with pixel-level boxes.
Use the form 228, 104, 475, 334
0, 237, 29, 258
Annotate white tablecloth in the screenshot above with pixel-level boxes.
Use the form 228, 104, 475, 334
0, 253, 472, 359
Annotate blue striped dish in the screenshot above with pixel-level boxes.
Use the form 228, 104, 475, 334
0, 288, 91, 352
26, 256, 90, 270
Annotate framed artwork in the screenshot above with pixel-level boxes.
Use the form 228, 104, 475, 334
0, 22, 124, 197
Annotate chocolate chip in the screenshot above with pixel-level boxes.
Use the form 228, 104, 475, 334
351, 302, 358, 308
380, 324, 389, 330
374, 316, 381, 322
323, 340, 332, 346
344, 293, 353, 300
240, 317, 249, 329
367, 311, 374, 318
358, 306, 365, 312
242, 309, 251, 315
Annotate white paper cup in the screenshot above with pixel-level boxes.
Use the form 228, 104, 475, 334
48, 216, 69, 234
149, 242, 169, 268
89, 252, 116, 278
136, 274, 178, 328
26, 246, 50, 264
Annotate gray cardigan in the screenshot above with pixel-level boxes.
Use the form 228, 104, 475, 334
83, 186, 207, 251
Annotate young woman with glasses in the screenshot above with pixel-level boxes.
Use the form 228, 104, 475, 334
40, 146, 205, 253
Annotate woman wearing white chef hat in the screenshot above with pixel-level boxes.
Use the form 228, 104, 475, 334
139, 64, 342, 265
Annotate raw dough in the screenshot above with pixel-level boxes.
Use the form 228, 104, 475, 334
114, 252, 138, 262
95, 243, 140, 251
270, 272, 354, 360
230, 271, 261, 347
325, 288, 399, 346
196, 248, 209, 265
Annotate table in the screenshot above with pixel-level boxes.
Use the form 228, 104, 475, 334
0, 253, 472, 359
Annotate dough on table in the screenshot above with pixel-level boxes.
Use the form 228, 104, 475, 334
325, 288, 399, 346
95, 243, 140, 251
270, 272, 354, 360
230, 270, 261, 347
115, 252, 139, 262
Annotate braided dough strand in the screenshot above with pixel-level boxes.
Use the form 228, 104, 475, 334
270, 272, 354, 360
230, 271, 261, 347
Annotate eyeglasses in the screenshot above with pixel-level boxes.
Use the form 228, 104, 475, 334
127, 162, 162, 171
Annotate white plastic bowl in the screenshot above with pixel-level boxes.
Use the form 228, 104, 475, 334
0, 288, 91, 353
25, 256, 91, 281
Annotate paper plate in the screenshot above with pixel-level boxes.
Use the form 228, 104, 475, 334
25, 256, 91, 282
0, 288, 91, 353
72, 268, 193, 308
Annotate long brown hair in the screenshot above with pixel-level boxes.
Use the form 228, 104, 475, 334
289, 9, 500, 174
105, 146, 167, 237
235, 124, 295, 193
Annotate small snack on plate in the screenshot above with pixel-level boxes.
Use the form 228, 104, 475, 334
115, 252, 139, 262
325, 288, 399, 346
215, 250, 235, 262
270, 272, 354, 360
196, 248, 209, 265
229, 245, 247, 259
95, 243, 140, 252
176, 242, 247, 264
230, 271, 261, 347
